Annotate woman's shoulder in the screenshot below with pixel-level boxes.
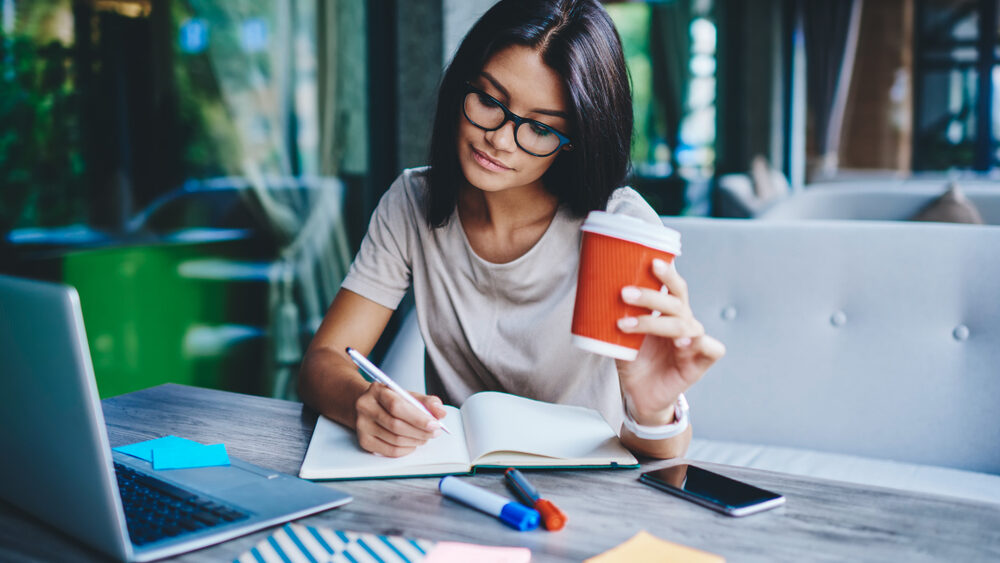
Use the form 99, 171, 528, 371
388, 166, 431, 199
605, 186, 661, 225
376, 167, 432, 219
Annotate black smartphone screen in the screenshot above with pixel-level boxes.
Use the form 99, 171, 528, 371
639, 464, 784, 516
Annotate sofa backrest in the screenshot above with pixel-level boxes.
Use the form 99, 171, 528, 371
663, 217, 1000, 474
759, 183, 1000, 224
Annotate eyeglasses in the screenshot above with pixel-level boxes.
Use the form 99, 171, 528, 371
462, 82, 573, 157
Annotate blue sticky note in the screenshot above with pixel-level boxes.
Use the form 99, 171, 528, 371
114, 435, 201, 462
152, 443, 230, 470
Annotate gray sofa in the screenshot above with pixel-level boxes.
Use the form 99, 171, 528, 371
758, 181, 1000, 224
662, 217, 1000, 505
380, 216, 1000, 504
714, 175, 1000, 225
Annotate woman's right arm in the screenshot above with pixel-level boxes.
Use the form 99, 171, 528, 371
297, 288, 447, 457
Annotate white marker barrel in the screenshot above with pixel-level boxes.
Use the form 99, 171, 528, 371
438, 476, 539, 531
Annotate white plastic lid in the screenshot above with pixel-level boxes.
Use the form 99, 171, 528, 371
580, 211, 681, 255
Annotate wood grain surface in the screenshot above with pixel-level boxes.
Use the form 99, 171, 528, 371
2, 383, 998, 562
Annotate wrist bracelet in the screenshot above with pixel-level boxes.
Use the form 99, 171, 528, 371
622, 393, 689, 440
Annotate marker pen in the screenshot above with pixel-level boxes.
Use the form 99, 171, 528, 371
438, 476, 540, 531
504, 468, 568, 531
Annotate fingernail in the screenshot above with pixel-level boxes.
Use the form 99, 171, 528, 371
425, 420, 440, 431
675, 337, 692, 347
618, 317, 638, 329
432, 428, 442, 438
621, 286, 641, 302
653, 258, 669, 274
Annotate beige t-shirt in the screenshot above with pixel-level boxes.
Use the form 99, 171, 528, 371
341, 167, 662, 430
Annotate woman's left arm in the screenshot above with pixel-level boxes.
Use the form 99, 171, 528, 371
614, 257, 726, 459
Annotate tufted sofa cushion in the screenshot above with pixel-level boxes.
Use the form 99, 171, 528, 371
663, 217, 1000, 476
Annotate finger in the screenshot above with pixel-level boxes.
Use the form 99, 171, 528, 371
692, 334, 726, 365
416, 394, 449, 420
356, 415, 429, 449
356, 430, 420, 458
652, 258, 689, 302
621, 286, 685, 316
618, 313, 704, 340
369, 385, 441, 437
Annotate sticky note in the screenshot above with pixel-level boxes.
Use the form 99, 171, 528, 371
423, 541, 532, 563
152, 443, 230, 470
114, 436, 230, 470
113, 435, 201, 462
584, 531, 725, 563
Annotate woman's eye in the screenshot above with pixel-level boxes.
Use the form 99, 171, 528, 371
529, 123, 553, 137
478, 94, 499, 107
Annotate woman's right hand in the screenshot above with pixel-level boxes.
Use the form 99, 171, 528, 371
354, 382, 449, 457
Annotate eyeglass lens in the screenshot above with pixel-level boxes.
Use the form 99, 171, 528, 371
463, 91, 563, 156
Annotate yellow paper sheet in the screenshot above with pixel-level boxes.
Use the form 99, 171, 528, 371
585, 530, 725, 563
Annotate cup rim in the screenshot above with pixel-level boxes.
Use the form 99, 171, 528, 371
581, 211, 681, 255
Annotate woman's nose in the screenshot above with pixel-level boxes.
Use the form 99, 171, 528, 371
484, 120, 518, 152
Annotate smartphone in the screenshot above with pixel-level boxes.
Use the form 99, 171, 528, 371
639, 464, 785, 517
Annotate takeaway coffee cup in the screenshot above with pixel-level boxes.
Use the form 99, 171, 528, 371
571, 211, 682, 361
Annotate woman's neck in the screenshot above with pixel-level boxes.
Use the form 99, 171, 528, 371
457, 183, 560, 264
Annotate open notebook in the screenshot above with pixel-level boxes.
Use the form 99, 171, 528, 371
299, 391, 639, 480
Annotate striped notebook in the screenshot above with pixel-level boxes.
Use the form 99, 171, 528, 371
234, 523, 434, 563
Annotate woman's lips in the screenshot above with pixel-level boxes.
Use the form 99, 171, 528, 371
471, 147, 511, 172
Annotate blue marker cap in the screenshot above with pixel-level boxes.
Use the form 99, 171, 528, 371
438, 476, 540, 531
499, 501, 541, 531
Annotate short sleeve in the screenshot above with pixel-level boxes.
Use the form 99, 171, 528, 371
339, 172, 420, 309
606, 187, 661, 225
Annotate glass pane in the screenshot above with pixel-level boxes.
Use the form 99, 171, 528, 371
912, 0, 999, 171
1, 0, 367, 398
606, 0, 716, 200
916, 67, 979, 169
0, 1, 87, 232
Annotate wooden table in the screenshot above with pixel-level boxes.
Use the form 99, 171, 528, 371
2, 383, 998, 562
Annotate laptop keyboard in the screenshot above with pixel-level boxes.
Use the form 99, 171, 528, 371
114, 463, 249, 546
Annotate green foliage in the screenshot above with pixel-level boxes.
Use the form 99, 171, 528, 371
171, 2, 244, 179
0, 33, 86, 232
607, 4, 657, 165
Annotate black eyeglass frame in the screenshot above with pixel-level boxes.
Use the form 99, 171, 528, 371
462, 82, 573, 157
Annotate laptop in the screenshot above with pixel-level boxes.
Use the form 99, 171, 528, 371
0, 274, 352, 561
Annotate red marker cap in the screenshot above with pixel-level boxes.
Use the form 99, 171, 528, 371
534, 498, 567, 531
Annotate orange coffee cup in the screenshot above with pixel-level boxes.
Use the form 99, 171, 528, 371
571, 211, 681, 361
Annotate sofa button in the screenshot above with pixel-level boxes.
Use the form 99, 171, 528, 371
721, 306, 737, 321
830, 311, 847, 327
953, 324, 970, 341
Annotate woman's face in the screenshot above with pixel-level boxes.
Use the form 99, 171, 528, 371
457, 44, 571, 195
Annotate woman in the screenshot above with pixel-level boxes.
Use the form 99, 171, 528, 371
298, 0, 724, 460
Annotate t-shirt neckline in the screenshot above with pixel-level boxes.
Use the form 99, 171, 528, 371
452, 204, 571, 269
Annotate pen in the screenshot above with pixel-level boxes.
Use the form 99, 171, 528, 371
438, 476, 540, 531
504, 468, 567, 531
345, 347, 451, 434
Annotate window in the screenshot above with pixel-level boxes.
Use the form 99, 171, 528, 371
606, 0, 716, 214
913, 0, 999, 171
1, 0, 369, 399
827, 0, 999, 175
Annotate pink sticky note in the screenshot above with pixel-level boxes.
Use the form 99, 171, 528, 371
423, 542, 531, 563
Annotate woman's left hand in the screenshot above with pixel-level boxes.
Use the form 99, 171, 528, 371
615, 258, 725, 425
